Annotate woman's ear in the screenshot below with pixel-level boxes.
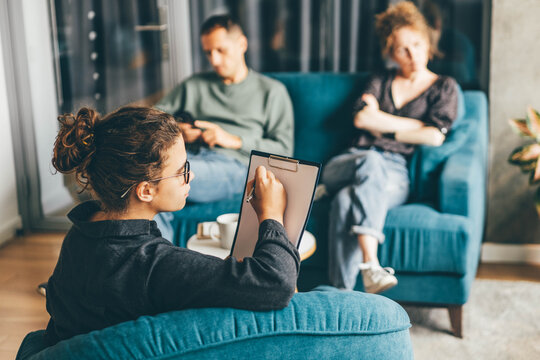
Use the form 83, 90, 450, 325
135, 182, 155, 203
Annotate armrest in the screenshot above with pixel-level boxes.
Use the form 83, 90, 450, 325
18, 289, 413, 360
439, 144, 485, 217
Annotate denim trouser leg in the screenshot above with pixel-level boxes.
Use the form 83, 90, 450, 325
323, 148, 409, 289
154, 148, 248, 242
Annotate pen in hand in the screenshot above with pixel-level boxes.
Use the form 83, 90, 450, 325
246, 166, 287, 225
246, 180, 256, 202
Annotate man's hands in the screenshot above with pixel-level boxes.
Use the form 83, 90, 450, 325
246, 166, 287, 225
178, 120, 243, 149
179, 123, 203, 143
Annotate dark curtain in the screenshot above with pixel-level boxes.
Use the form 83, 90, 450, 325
54, 0, 163, 114
188, 0, 485, 89
189, 0, 388, 74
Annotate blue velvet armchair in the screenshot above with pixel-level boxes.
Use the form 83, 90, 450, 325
17, 287, 413, 359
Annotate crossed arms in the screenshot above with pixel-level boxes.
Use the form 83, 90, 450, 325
354, 93, 446, 147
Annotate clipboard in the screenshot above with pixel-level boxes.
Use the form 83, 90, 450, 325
230, 150, 321, 260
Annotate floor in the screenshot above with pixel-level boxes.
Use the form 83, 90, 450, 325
0, 233, 63, 359
1, 232, 539, 359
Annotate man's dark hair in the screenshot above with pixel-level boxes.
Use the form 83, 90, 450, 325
200, 14, 244, 36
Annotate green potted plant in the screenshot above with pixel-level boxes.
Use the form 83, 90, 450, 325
508, 106, 540, 217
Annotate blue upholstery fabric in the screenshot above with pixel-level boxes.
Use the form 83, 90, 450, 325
381, 204, 472, 274
266, 73, 365, 164
17, 288, 413, 360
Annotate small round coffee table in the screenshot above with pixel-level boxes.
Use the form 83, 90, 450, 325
187, 228, 316, 261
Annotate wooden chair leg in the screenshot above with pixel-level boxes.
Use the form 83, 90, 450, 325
448, 305, 463, 338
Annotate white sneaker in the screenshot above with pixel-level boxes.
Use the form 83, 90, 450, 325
360, 262, 398, 294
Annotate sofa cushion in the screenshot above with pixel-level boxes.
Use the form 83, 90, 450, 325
380, 204, 472, 275
267, 72, 367, 164
303, 201, 472, 276
17, 288, 412, 360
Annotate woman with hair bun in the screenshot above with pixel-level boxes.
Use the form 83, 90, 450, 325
321, 1, 459, 294
45, 106, 299, 345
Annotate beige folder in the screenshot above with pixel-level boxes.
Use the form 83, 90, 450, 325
231, 150, 321, 260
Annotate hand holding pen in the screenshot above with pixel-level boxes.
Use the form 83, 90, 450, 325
245, 166, 287, 225
246, 181, 256, 203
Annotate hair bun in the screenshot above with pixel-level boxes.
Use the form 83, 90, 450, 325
52, 107, 99, 176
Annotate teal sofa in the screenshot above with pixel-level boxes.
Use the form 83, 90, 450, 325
17, 287, 413, 359
165, 72, 488, 337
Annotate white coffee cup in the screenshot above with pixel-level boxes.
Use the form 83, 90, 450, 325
210, 213, 239, 249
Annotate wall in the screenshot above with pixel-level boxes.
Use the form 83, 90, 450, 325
487, 0, 540, 244
0, 28, 22, 245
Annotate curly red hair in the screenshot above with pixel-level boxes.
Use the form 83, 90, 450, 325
375, 1, 438, 59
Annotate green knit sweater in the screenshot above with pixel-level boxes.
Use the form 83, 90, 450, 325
156, 70, 294, 164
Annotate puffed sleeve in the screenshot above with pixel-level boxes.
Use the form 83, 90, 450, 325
425, 77, 459, 135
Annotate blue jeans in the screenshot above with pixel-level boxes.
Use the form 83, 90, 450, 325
322, 147, 410, 290
154, 148, 248, 241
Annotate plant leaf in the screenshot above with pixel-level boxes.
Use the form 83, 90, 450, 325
526, 106, 540, 138
508, 144, 540, 164
530, 157, 540, 185
509, 118, 534, 138
519, 161, 538, 173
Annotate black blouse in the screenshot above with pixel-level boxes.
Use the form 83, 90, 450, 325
353, 70, 458, 156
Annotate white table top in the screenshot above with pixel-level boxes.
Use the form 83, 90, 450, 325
187, 228, 316, 261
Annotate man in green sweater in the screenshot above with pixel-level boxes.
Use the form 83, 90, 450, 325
154, 15, 294, 240
156, 14, 293, 200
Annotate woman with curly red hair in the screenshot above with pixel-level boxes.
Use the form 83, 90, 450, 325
322, 1, 459, 293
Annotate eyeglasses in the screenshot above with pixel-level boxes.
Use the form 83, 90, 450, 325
120, 160, 190, 198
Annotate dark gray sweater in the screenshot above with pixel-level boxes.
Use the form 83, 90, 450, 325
45, 201, 300, 345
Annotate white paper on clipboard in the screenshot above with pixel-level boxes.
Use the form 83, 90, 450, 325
231, 150, 321, 260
